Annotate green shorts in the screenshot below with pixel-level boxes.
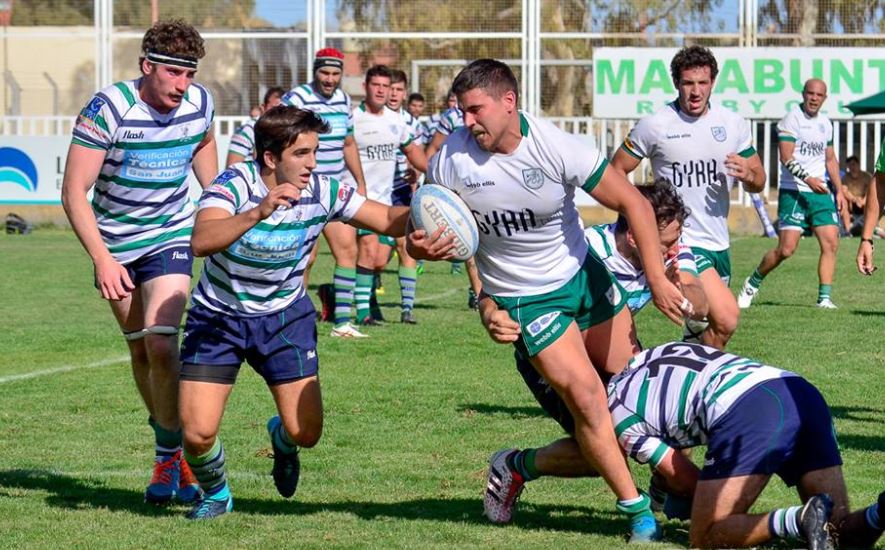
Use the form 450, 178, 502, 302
357, 228, 396, 247
691, 247, 732, 286
491, 252, 627, 358
778, 189, 839, 232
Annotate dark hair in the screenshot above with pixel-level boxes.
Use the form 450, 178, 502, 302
615, 179, 690, 233
670, 45, 718, 85
140, 19, 204, 62
846, 155, 860, 164
365, 64, 392, 84
408, 92, 425, 103
451, 59, 519, 103
389, 69, 407, 85
263, 86, 286, 106
254, 106, 330, 168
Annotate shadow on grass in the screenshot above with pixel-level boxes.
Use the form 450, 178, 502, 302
0, 468, 689, 542
836, 433, 885, 453
457, 403, 547, 420
830, 405, 885, 423
850, 310, 885, 317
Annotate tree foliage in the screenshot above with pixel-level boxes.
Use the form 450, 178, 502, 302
12, 0, 257, 28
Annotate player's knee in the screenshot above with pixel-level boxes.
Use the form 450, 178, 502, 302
710, 306, 739, 338
127, 340, 149, 368
778, 243, 797, 259
282, 416, 323, 448
183, 428, 217, 456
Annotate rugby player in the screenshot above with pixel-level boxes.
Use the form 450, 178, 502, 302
738, 79, 846, 309
353, 66, 426, 325
281, 48, 369, 337
857, 142, 885, 275
225, 86, 285, 166
178, 106, 444, 519
61, 19, 216, 506
611, 45, 766, 349
409, 59, 687, 542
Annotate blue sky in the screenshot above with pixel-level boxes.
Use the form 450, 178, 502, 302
255, 0, 308, 28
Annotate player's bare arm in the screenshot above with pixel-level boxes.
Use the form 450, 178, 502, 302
610, 147, 642, 178
61, 143, 134, 300
779, 140, 827, 194
590, 166, 684, 324
402, 141, 427, 173
424, 131, 447, 160
191, 183, 302, 257
191, 129, 219, 188
478, 293, 521, 344
825, 146, 846, 212
343, 134, 368, 196
652, 446, 700, 497
347, 201, 410, 237
857, 172, 883, 275
725, 151, 765, 193
677, 271, 709, 320
225, 151, 246, 169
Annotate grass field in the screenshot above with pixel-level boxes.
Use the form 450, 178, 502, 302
0, 230, 882, 549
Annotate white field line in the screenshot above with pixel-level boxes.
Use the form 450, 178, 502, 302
0, 356, 129, 385
38, 468, 269, 482
414, 288, 458, 302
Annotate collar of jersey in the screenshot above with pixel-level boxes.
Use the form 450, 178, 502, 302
519, 112, 530, 137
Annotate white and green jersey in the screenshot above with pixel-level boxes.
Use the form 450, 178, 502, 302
436, 107, 464, 136
352, 104, 414, 204
585, 223, 697, 313
428, 111, 607, 297
227, 117, 257, 160
621, 102, 755, 251
607, 342, 794, 468
778, 105, 833, 193
281, 84, 353, 179
393, 107, 424, 191
71, 79, 214, 265
191, 161, 365, 316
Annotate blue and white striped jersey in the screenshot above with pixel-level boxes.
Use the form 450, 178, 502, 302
227, 117, 257, 161
191, 161, 365, 316
392, 107, 424, 192
585, 223, 697, 313
436, 107, 464, 136
71, 79, 214, 265
281, 84, 353, 179
607, 342, 794, 468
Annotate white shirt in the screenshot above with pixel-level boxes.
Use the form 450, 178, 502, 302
428, 111, 607, 296
352, 104, 414, 204
778, 105, 833, 193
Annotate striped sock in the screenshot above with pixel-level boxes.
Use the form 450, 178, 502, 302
185, 439, 229, 499
355, 268, 374, 321
748, 268, 765, 288
506, 448, 540, 481
865, 502, 881, 530
769, 505, 802, 539
149, 416, 182, 457
616, 492, 654, 519
333, 266, 356, 326
398, 266, 417, 312
818, 284, 832, 302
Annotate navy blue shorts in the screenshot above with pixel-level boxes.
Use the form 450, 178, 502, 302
95, 246, 193, 288
701, 376, 842, 486
391, 184, 412, 207
179, 294, 319, 386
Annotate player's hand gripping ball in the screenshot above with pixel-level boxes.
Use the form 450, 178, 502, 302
410, 184, 479, 261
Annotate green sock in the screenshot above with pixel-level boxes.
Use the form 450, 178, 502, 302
748, 268, 765, 288
185, 439, 229, 498
355, 268, 374, 320
149, 416, 181, 455
818, 284, 832, 302
616, 492, 654, 519
507, 448, 541, 481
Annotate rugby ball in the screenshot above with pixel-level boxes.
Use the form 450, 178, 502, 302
410, 184, 479, 261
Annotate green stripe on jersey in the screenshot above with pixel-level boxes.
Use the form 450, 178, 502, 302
676, 370, 698, 430
255, 214, 326, 232
706, 372, 753, 406
205, 269, 299, 303
221, 181, 241, 206
95, 115, 110, 132
614, 413, 642, 437
317, 158, 340, 164
649, 443, 670, 467
582, 158, 609, 193
114, 132, 205, 150
98, 173, 186, 189
93, 200, 186, 226
329, 178, 340, 213
636, 374, 650, 418
620, 142, 643, 160
114, 82, 137, 107
739, 146, 756, 158
220, 249, 300, 270
72, 137, 107, 151
778, 135, 797, 143
107, 226, 192, 253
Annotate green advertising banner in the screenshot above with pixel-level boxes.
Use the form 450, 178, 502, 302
593, 47, 885, 120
